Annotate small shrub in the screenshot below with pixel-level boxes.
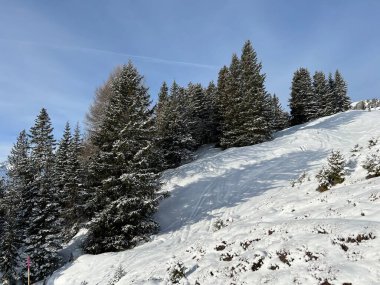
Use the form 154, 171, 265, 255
368, 137, 378, 148
80, 282, 89, 285
212, 218, 226, 231
362, 153, 380, 178
108, 265, 126, 285
316, 151, 345, 192
166, 258, 187, 284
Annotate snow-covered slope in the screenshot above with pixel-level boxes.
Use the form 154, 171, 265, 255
47, 111, 380, 285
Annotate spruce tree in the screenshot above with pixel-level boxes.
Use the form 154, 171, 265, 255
270, 94, 289, 132
312, 71, 329, 118
324, 73, 336, 116
334, 70, 350, 112
0, 130, 31, 283
216, 65, 230, 146
238, 40, 272, 145
0, 183, 21, 284
289, 68, 313, 125
25, 108, 61, 282
155, 81, 196, 168
186, 82, 208, 146
220, 53, 242, 148
204, 81, 219, 143
85, 62, 160, 254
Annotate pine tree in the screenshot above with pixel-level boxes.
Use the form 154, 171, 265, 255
220, 53, 242, 148
238, 40, 272, 145
25, 108, 61, 282
0, 130, 31, 283
186, 82, 208, 146
0, 183, 22, 284
324, 73, 336, 116
85, 62, 160, 254
216, 65, 230, 146
204, 81, 219, 143
155, 81, 196, 168
334, 70, 350, 112
312, 71, 329, 118
289, 68, 313, 125
270, 94, 289, 132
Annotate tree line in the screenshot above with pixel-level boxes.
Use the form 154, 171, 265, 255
0, 40, 350, 283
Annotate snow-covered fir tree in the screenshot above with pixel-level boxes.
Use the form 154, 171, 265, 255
0, 183, 22, 284
334, 70, 350, 112
25, 108, 61, 282
155, 81, 196, 169
84, 62, 161, 254
270, 94, 289, 132
186, 82, 208, 146
219, 53, 242, 148
204, 81, 220, 143
312, 71, 329, 118
238, 40, 272, 145
289, 68, 314, 125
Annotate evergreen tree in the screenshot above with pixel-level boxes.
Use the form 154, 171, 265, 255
220, 53, 242, 148
155, 81, 196, 168
186, 82, 208, 146
85, 62, 160, 254
204, 81, 219, 143
312, 71, 329, 118
238, 40, 272, 145
270, 94, 289, 132
25, 108, 61, 282
0, 183, 22, 284
334, 70, 350, 112
216, 65, 230, 146
0, 130, 32, 283
289, 68, 313, 125
324, 73, 336, 116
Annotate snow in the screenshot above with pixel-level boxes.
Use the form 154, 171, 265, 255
47, 110, 380, 285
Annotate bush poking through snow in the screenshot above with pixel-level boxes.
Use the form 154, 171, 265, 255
362, 153, 380, 178
212, 218, 227, 231
316, 151, 345, 192
107, 265, 126, 285
368, 137, 378, 148
165, 257, 187, 284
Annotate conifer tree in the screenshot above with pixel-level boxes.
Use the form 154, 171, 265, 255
186, 82, 208, 146
334, 70, 350, 112
238, 40, 272, 145
220, 53, 242, 148
289, 68, 313, 125
270, 94, 289, 132
25, 108, 61, 282
0, 130, 32, 283
216, 66, 230, 146
155, 81, 196, 168
0, 183, 21, 284
85, 62, 160, 254
324, 73, 336, 116
204, 81, 219, 143
312, 71, 329, 117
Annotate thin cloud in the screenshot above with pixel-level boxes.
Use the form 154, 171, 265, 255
0, 38, 217, 69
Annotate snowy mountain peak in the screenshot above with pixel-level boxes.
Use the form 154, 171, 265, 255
48, 110, 380, 285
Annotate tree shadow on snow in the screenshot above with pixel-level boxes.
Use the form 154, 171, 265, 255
156, 149, 328, 233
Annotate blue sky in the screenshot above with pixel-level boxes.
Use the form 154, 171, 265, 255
1, 0, 380, 161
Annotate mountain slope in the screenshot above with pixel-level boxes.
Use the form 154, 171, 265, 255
47, 110, 380, 285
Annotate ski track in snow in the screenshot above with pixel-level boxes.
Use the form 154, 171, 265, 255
47, 111, 380, 285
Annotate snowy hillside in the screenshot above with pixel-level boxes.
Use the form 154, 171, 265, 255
47, 110, 380, 285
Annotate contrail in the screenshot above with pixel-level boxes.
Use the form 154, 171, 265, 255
0, 38, 217, 69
